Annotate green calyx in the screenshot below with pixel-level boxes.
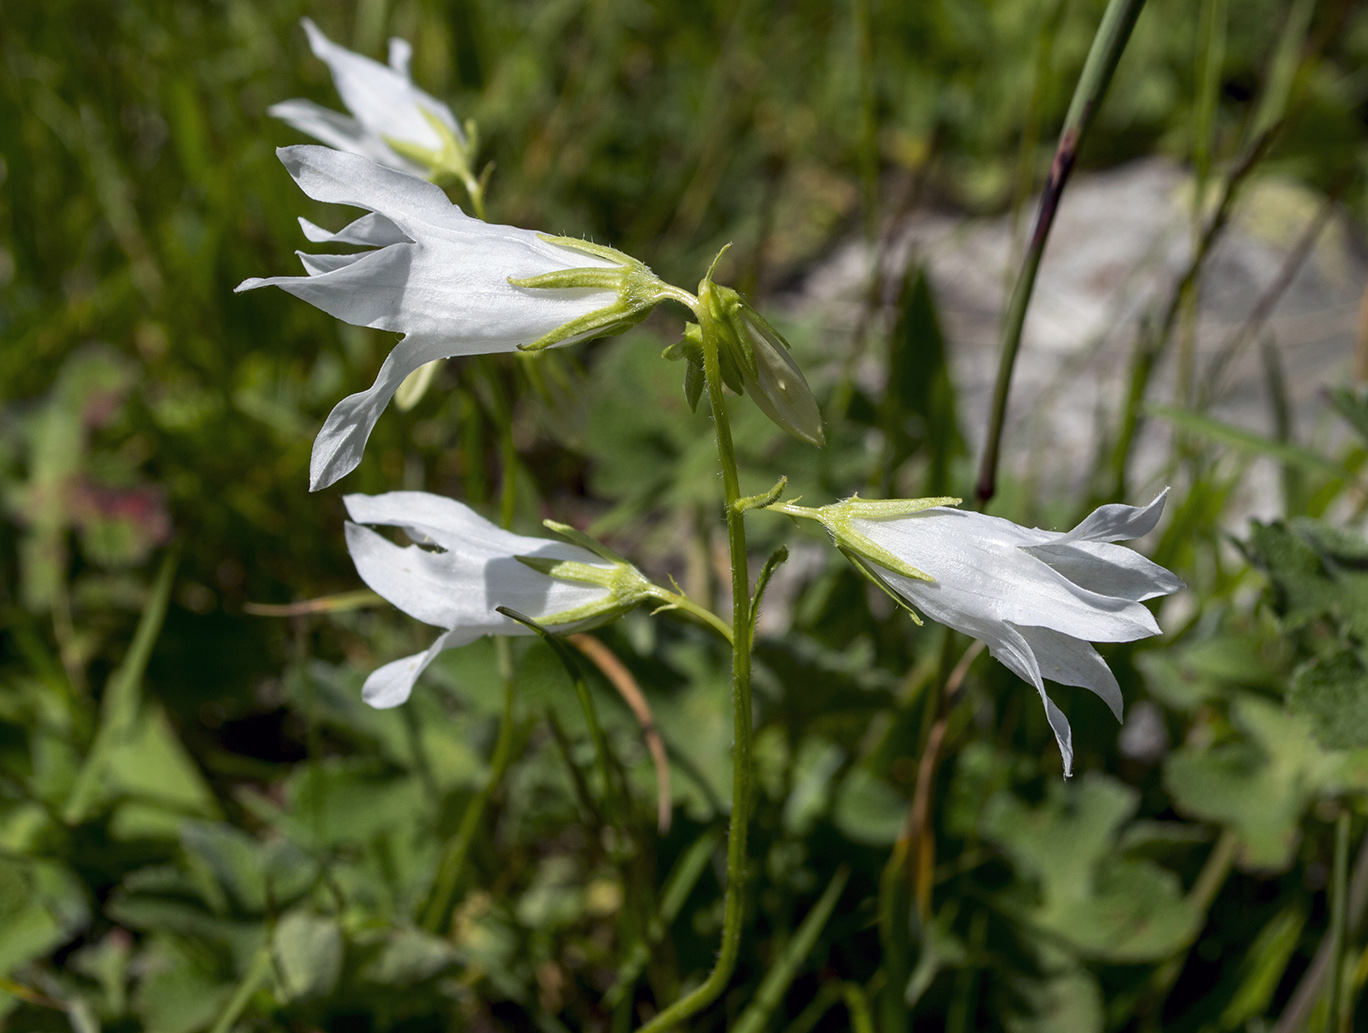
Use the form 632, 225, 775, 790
384, 108, 482, 195
513, 519, 656, 625
507, 236, 676, 353
805, 495, 962, 584
512, 554, 654, 626
839, 547, 925, 626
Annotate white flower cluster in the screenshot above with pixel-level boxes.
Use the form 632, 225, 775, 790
244, 20, 1183, 773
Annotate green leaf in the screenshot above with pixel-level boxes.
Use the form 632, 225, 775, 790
358, 926, 457, 987
0, 857, 89, 975
882, 265, 962, 493
1327, 386, 1368, 443
1164, 696, 1368, 870
130, 936, 234, 1033
1005, 957, 1103, 1033
833, 767, 907, 846
1217, 904, 1306, 1029
271, 910, 343, 1003
1289, 651, 1368, 750
982, 774, 1200, 961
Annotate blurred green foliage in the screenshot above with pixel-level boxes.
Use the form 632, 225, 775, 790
4, 0, 1368, 1029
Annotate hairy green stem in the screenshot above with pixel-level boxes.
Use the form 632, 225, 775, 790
644, 584, 736, 644
975, 0, 1148, 505
636, 281, 755, 1032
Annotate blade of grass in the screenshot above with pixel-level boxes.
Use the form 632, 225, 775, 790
63, 552, 177, 824
604, 830, 722, 1009
1146, 403, 1346, 475
732, 866, 851, 1033
976, 0, 1149, 504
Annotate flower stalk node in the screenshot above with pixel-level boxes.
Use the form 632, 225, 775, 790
733, 476, 789, 515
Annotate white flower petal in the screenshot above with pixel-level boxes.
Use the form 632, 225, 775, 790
236, 243, 415, 333
277, 143, 453, 219
343, 490, 594, 561
345, 495, 612, 621
1056, 489, 1169, 544
1011, 624, 1123, 721
301, 18, 459, 153
306, 333, 476, 489
296, 250, 371, 276
387, 37, 413, 78
1027, 539, 1185, 602
267, 98, 402, 167
345, 492, 628, 706
1043, 696, 1075, 778
932, 610, 1075, 777
298, 213, 409, 247
862, 511, 1162, 643
362, 627, 479, 708
244, 147, 631, 487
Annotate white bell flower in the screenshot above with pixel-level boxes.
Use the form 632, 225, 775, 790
810, 491, 1183, 775
268, 18, 467, 180
344, 491, 652, 708
236, 146, 673, 490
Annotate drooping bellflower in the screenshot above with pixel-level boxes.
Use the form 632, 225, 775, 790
236, 146, 673, 489
269, 18, 469, 182
814, 491, 1182, 774
344, 491, 651, 708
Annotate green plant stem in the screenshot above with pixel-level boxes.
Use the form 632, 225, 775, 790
636, 282, 755, 1032
975, 0, 1148, 505
644, 585, 735, 644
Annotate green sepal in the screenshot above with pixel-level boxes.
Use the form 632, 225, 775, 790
839, 547, 924, 626
834, 495, 961, 519
541, 520, 632, 565
672, 324, 707, 410
508, 235, 671, 353
733, 475, 788, 514
384, 107, 475, 188
511, 556, 653, 627
749, 545, 789, 634
695, 280, 824, 446
684, 356, 704, 413
705, 286, 759, 380
813, 494, 962, 583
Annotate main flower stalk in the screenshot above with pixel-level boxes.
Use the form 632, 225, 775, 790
637, 279, 754, 1032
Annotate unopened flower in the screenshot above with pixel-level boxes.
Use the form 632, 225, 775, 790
344, 491, 652, 708
814, 491, 1182, 775
668, 285, 824, 447
269, 18, 472, 184
236, 145, 673, 489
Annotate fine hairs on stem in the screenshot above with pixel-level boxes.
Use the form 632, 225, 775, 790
635, 276, 757, 1031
